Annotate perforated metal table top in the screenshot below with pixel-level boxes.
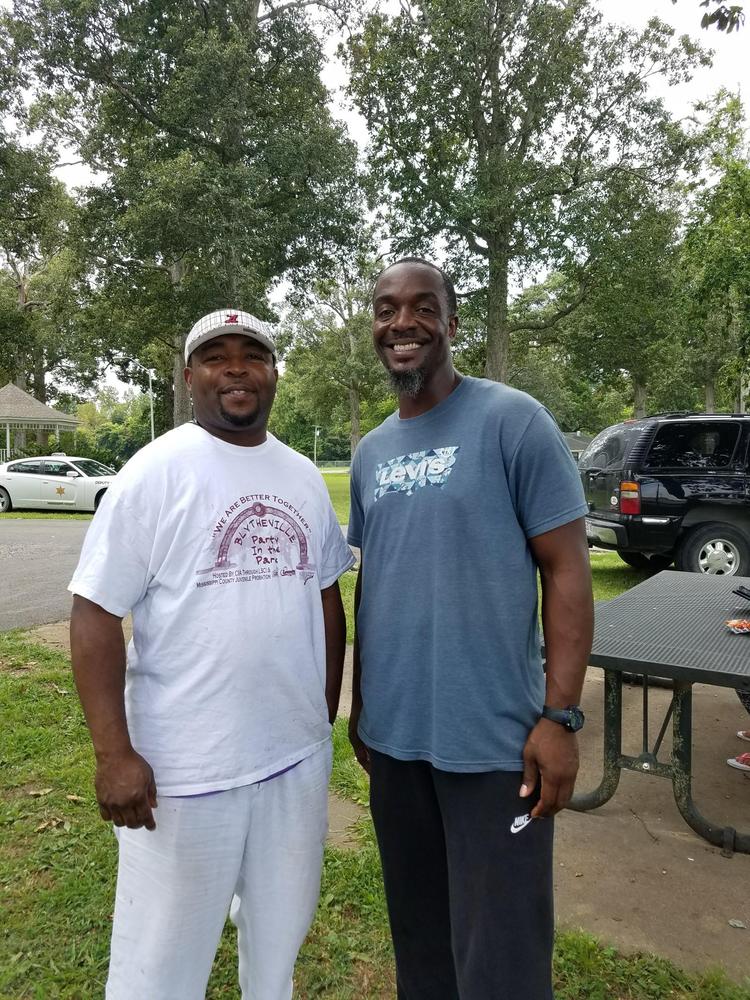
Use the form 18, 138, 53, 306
591, 571, 750, 688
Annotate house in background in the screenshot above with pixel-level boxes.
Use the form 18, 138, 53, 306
564, 430, 593, 462
0, 383, 80, 462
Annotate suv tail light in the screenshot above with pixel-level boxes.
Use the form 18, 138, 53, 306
619, 481, 641, 515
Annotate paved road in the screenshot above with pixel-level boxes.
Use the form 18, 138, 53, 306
0, 519, 90, 630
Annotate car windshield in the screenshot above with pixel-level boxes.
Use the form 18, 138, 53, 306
71, 459, 116, 477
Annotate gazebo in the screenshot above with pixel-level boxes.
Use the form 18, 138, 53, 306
0, 383, 80, 462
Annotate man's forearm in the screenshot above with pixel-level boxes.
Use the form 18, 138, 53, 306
540, 564, 593, 707
321, 582, 346, 723
69, 594, 132, 758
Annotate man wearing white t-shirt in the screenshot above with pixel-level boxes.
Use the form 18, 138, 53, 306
69, 309, 354, 1000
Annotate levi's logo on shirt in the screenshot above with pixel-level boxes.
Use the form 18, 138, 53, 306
374, 447, 460, 501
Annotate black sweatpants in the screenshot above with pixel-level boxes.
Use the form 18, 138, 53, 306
369, 749, 555, 1000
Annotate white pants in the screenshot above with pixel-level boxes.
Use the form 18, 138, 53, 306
106, 743, 332, 1000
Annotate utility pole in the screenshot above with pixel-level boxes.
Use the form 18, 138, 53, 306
313, 426, 320, 466
114, 357, 156, 441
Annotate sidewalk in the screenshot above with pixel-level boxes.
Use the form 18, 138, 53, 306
27, 622, 750, 984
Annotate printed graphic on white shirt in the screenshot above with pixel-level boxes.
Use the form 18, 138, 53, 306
196, 493, 316, 588
374, 446, 460, 501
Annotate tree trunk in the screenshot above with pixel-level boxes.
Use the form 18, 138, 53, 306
169, 259, 191, 428
705, 378, 715, 413
173, 329, 191, 427
349, 382, 361, 459
484, 248, 509, 383
633, 377, 647, 419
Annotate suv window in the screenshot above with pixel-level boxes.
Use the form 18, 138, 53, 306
579, 424, 641, 471
7, 460, 44, 475
643, 422, 740, 471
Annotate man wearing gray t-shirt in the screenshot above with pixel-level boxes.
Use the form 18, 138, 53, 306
347, 258, 594, 999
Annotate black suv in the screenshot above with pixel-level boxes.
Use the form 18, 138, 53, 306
579, 413, 750, 575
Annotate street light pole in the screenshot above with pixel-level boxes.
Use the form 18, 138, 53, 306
147, 368, 155, 441
313, 426, 320, 466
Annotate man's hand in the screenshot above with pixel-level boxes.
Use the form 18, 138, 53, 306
520, 718, 579, 818
348, 712, 371, 774
95, 748, 158, 830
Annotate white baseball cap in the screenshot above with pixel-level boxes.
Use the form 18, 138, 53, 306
184, 309, 277, 364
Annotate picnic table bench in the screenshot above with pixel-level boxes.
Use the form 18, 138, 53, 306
570, 570, 750, 856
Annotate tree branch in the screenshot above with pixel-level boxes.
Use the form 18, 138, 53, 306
508, 282, 588, 333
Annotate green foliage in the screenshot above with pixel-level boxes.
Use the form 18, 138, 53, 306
696, 1, 745, 32
71, 390, 154, 469
346, 0, 706, 381
11, 0, 361, 426
278, 248, 392, 457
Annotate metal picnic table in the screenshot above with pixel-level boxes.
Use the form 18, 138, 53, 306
569, 570, 750, 856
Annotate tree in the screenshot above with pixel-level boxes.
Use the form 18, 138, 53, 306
679, 95, 750, 411
695, 1, 744, 32
346, 0, 706, 383
279, 247, 389, 457
12, 0, 360, 425
549, 196, 683, 418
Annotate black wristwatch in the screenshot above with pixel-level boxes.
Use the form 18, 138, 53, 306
541, 704, 585, 732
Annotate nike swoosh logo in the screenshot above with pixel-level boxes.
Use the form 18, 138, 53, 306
510, 814, 532, 834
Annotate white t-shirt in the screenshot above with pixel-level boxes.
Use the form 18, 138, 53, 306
69, 423, 354, 795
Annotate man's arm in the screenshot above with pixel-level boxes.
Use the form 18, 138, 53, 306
522, 518, 593, 818
348, 564, 370, 772
69, 594, 157, 830
321, 581, 347, 724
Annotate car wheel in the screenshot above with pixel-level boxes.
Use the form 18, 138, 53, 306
676, 524, 750, 576
617, 551, 672, 572
94, 490, 106, 511
0, 487, 12, 513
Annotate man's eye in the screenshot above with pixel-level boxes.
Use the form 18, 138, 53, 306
204, 353, 223, 362
377, 309, 394, 319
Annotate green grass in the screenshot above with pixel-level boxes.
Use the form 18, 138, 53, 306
323, 472, 351, 525
1, 634, 747, 998
3, 500, 745, 997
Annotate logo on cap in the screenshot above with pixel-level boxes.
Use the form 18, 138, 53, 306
226, 313, 239, 324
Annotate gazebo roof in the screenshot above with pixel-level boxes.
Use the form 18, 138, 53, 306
0, 383, 80, 429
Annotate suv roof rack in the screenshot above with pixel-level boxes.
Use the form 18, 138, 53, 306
646, 411, 750, 420
647, 411, 696, 419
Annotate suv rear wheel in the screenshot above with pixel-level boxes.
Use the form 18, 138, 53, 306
676, 523, 750, 576
617, 551, 673, 572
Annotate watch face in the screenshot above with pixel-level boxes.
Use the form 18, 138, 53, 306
568, 706, 585, 732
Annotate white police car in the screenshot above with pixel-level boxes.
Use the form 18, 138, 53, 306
0, 455, 116, 513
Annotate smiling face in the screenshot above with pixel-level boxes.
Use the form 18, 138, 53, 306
184, 333, 278, 447
372, 262, 458, 402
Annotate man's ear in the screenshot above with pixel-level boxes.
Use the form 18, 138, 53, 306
448, 315, 459, 341
184, 365, 192, 389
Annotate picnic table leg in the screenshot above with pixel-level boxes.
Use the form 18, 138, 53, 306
671, 681, 750, 857
569, 668, 622, 811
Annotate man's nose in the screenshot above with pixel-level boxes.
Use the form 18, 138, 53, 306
389, 306, 416, 330
225, 354, 249, 373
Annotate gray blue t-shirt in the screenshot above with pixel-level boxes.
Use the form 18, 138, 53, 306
348, 375, 588, 772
